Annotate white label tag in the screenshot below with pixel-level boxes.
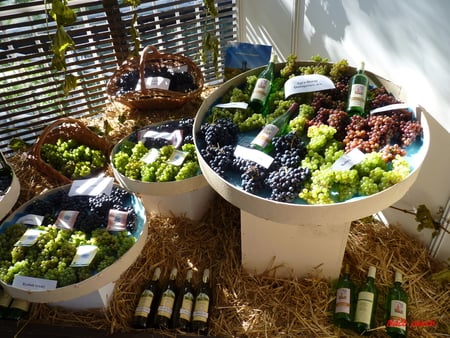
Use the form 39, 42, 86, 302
141, 148, 160, 164
135, 76, 171, 90
69, 176, 114, 197
331, 148, 366, 171
233, 145, 274, 169
70, 245, 98, 267
15, 228, 46, 247
12, 276, 57, 291
167, 150, 188, 166
370, 103, 410, 115
16, 214, 44, 226
284, 74, 335, 98
107, 209, 128, 231
142, 129, 183, 148
214, 102, 249, 109
55, 210, 79, 230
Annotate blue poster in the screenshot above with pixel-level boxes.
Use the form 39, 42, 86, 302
224, 42, 272, 80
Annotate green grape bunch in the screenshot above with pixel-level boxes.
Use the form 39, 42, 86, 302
41, 138, 106, 180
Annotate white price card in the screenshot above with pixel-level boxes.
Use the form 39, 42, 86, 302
284, 74, 335, 98
233, 145, 274, 169
70, 245, 98, 267
331, 148, 366, 171
12, 276, 57, 291
68, 176, 114, 197
141, 148, 160, 164
14, 228, 46, 247
167, 149, 188, 166
214, 102, 249, 109
370, 103, 410, 115
16, 214, 44, 226
142, 129, 183, 148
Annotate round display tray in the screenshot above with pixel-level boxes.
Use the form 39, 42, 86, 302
110, 121, 215, 220
193, 62, 430, 226
0, 183, 147, 303
0, 172, 20, 221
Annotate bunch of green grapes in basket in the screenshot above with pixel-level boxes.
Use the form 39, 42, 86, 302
41, 138, 106, 179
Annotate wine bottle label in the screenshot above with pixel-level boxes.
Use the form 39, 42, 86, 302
250, 78, 271, 103
354, 291, 374, 325
251, 124, 279, 149
193, 293, 210, 322
11, 299, 30, 312
179, 292, 194, 321
157, 290, 176, 318
0, 292, 12, 307
348, 84, 367, 108
335, 287, 351, 314
388, 300, 407, 330
135, 290, 154, 317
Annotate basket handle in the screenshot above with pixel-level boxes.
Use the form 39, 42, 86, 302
139, 45, 162, 92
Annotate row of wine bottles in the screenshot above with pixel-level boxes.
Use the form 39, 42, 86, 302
333, 264, 408, 337
0, 288, 30, 321
133, 267, 212, 334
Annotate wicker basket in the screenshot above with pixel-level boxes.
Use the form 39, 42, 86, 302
28, 118, 112, 185
106, 45, 204, 110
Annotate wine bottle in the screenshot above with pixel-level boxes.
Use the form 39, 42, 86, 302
333, 263, 356, 328
354, 265, 378, 335
133, 267, 161, 329
155, 267, 178, 329
7, 298, 30, 321
346, 62, 369, 116
250, 102, 299, 154
0, 288, 12, 319
172, 269, 195, 331
248, 54, 277, 114
191, 269, 212, 335
0, 151, 13, 196
385, 270, 408, 337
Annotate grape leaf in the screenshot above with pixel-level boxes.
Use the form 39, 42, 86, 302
415, 204, 441, 237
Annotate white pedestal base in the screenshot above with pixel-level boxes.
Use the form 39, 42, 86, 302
49, 282, 115, 310
241, 210, 351, 279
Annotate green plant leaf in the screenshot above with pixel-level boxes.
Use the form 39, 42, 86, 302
50, 0, 77, 25
62, 74, 78, 95
9, 138, 29, 152
415, 204, 441, 237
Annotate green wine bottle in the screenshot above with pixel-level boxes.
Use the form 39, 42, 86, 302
250, 102, 299, 154
6, 298, 30, 321
333, 263, 356, 328
133, 267, 161, 329
249, 54, 277, 114
0, 288, 13, 319
155, 268, 178, 329
172, 269, 195, 331
385, 270, 408, 337
354, 266, 378, 335
191, 269, 212, 335
346, 62, 369, 116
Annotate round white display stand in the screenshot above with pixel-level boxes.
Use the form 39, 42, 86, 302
0, 184, 147, 309
194, 63, 430, 279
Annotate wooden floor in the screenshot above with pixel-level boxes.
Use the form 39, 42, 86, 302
0, 320, 219, 338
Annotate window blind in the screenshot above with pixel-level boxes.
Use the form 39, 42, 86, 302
0, 0, 237, 155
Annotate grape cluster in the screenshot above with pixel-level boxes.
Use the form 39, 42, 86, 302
41, 138, 106, 180
266, 167, 311, 202
200, 144, 235, 177
199, 118, 239, 147
117, 70, 139, 95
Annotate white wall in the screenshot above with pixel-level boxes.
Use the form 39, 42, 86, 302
237, 0, 450, 259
